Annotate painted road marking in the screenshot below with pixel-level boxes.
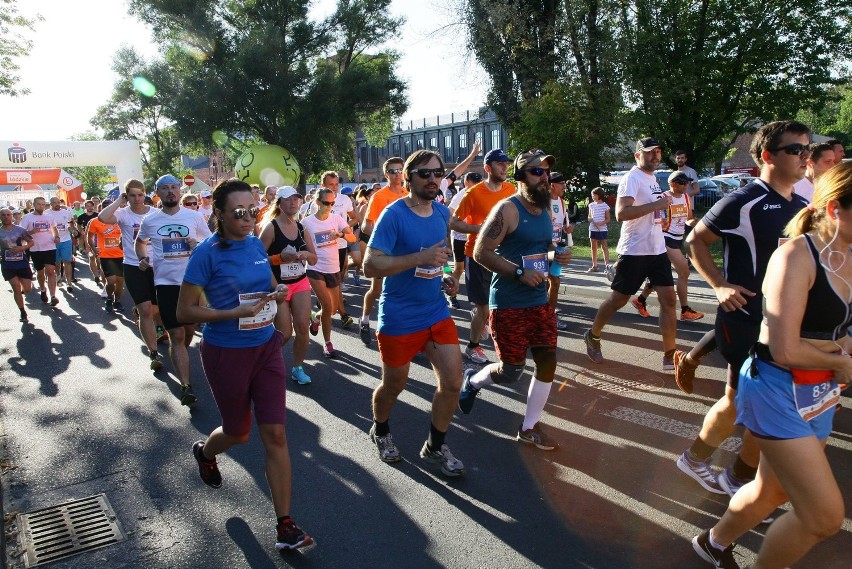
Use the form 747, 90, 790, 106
604, 406, 742, 453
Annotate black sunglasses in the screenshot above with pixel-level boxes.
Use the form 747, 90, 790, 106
410, 168, 445, 179
231, 207, 259, 219
184, 202, 198, 206
525, 167, 550, 177
671, 180, 689, 185
319, 200, 334, 206
386, 168, 404, 174
770, 143, 811, 156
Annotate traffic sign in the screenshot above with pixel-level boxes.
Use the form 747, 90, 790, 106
183, 174, 195, 186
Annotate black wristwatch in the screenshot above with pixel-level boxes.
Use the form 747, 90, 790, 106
514, 267, 524, 279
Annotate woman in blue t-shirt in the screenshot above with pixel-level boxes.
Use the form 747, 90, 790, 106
175, 178, 312, 552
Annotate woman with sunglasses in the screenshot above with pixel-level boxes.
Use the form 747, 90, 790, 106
301, 188, 356, 357
259, 186, 318, 385
176, 178, 312, 552
181, 194, 199, 209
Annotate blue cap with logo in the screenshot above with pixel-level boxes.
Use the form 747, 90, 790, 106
484, 148, 511, 164
155, 174, 181, 188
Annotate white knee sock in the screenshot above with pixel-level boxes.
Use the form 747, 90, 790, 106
522, 379, 552, 431
469, 363, 498, 389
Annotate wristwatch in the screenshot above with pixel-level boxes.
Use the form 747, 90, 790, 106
514, 267, 524, 279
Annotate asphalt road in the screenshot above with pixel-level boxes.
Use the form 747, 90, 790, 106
1, 258, 850, 568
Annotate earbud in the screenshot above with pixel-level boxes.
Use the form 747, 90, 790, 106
835, 209, 840, 218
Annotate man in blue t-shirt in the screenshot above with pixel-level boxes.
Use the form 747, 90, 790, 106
675, 120, 811, 497
362, 149, 466, 478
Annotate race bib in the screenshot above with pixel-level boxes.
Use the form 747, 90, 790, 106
33, 221, 50, 232
237, 292, 277, 330
104, 237, 121, 248
794, 381, 841, 421
314, 230, 337, 248
4, 250, 24, 262
522, 253, 548, 274
669, 203, 689, 220
414, 246, 443, 279
280, 262, 306, 279
162, 237, 190, 258
552, 224, 562, 243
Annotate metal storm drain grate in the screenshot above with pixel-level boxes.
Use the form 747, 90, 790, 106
17, 494, 127, 567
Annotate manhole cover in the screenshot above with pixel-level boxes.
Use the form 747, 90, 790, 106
572, 368, 665, 393
17, 494, 127, 567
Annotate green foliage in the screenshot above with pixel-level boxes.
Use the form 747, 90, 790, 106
0, 0, 42, 97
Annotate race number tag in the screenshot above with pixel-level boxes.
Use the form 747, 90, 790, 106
33, 221, 50, 232
414, 246, 443, 279
793, 381, 841, 421
237, 292, 277, 330
104, 237, 121, 248
4, 250, 23, 262
280, 262, 306, 279
552, 224, 562, 243
522, 253, 548, 274
314, 230, 337, 248
162, 237, 190, 258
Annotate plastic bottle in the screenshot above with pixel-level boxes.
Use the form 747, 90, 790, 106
549, 232, 569, 277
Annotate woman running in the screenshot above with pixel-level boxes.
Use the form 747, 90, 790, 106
0, 208, 34, 322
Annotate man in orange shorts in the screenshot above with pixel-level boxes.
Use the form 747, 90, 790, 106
363, 149, 466, 478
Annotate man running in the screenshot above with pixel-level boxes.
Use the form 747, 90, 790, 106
87, 201, 125, 312
21, 197, 60, 307
0, 208, 34, 322
46, 197, 77, 289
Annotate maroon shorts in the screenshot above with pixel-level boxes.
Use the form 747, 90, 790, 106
199, 329, 287, 437
490, 304, 557, 364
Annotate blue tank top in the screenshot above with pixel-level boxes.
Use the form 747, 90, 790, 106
489, 196, 552, 309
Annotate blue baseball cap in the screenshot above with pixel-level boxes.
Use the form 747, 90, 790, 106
484, 148, 511, 164
155, 174, 181, 188
341, 187, 354, 195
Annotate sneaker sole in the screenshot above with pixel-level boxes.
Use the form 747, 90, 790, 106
275, 535, 313, 551
516, 435, 558, 451
676, 457, 727, 494
419, 451, 464, 477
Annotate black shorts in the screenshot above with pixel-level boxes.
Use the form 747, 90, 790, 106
2, 266, 33, 281
124, 264, 157, 305
452, 239, 466, 263
716, 310, 761, 389
155, 285, 185, 330
611, 253, 674, 296
664, 236, 683, 250
338, 247, 347, 273
360, 231, 370, 244
307, 269, 341, 288
100, 257, 124, 278
30, 250, 56, 270
465, 257, 492, 306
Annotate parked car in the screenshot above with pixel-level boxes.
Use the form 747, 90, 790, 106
711, 176, 740, 195
694, 179, 722, 208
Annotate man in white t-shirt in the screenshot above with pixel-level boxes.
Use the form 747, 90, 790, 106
135, 174, 212, 405
21, 197, 61, 306
46, 197, 77, 288
675, 150, 700, 206
792, 142, 834, 203
584, 137, 678, 371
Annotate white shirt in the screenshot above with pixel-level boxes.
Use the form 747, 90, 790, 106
20, 212, 57, 252
793, 177, 814, 203
616, 166, 666, 256
301, 213, 349, 274
662, 191, 690, 239
588, 201, 610, 230
45, 208, 74, 242
198, 204, 213, 222
114, 206, 155, 266
136, 208, 212, 286
448, 189, 468, 241
304, 194, 353, 248
550, 198, 566, 244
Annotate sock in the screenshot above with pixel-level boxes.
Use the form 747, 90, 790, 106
689, 439, 717, 462
637, 294, 647, 303
731, 455, 758, 480
427, 423, 446, 452
681, 305, 692, 313
522, 379, 553, 431
181, 384, 191, 391
590, 331, 601, 341
469, 363, 499, 389
276, 515, 291, 525
373, 419, 390, 437
708, 529, 727, 551
361, 315, 369, 326
149, 350, 159, 359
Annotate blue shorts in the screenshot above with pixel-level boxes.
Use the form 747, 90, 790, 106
736, 356, 838, 441
55, 240, 73, 263
589, 230, 608, 241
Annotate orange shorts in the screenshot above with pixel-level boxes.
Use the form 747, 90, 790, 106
377, 317, 459, 368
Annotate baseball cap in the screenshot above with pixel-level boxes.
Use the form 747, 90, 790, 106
484, 148, 511, 164
514, 148, 555, 173
200, 190, 212, 198
155, 174, 181, 188
276, 186, 301, 200
635, 137, 661, 152
549, 171, 567, 184
341, 187, 354, 195
668, 171, 693, 184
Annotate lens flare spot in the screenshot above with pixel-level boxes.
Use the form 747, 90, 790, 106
132, 76, 157, 97
212, 130, 228, 147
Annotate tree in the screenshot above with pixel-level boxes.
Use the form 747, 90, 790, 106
124, 0, 408, 178
0, 0, 42, 97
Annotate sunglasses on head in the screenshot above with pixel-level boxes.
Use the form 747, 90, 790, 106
410, 168, 445, 179
319, 200, 334, 206
770, 143, 811, 156
386, 168, 404, 175
231, 207, 259, 219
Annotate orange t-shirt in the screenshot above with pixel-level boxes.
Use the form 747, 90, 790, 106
87, 218, 124, 258
365, 185, 408, 224
454, 181, 517, 256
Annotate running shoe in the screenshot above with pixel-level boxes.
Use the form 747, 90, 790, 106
149, 354, 163, 372
585, 266, 600, 273
323, 341, 335, 358
676, 451, 726, 494
717, 467, 749, 497
681, 307, 705, 321
517, 423, 559, 451
448, 295, 460, 309
113, 300, 124, 313
19, 311, 28, 323
556, 319, 570, 331
309, 313, 320, 336
692, 530, 740, 568
180, 384, 197, 406
481, 324, 491, 341
419, 441, 465, 477
40, 290, 48, 303
458, 368, 480, 414
359, 321, 372, 346
50, 297, 59, 307
464, 345, 488, 364
192, 440, 222, 488
583, 329, 604, 363
291, 366, 312, 385
605, 263, 615, 282
353, 274, 362, 287
275, 519, 313, 551
105, 298, 114, 312
340, 313, 354, 328
369, 424, 401, 463
673, 350, 698, 394
631, 297, 651, 318
662, 354, 675, 373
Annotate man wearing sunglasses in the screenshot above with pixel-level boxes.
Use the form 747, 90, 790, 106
674, 121, 811, 500
135, 174, 213, 406
792, 142, 835, 203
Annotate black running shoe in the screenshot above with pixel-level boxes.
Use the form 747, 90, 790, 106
192, 440, 222, 488
40, 290, 48, 303
113, 300, 124, 312
275, 519, 313, 550
180, 384, 197, 406
50, 297, 59, 307
692, 529, 740, 568
360, 321, 372, 347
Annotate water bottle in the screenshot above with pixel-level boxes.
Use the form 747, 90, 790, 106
549, 232, 569, 277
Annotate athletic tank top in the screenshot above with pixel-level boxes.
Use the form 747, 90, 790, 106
800, 233, 852, 340
268, 219, 308, 285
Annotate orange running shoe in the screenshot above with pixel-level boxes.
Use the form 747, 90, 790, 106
631, 297, 651, 318
681, 308, 705, 321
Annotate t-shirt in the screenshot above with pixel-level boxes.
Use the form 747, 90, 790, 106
87, 218, 124, 258
588, 201, 610, 230
301, 213, 349, 274
368, 199, 452, 335
198, 205, 213, 222
20, 212, 57, 252
183, 234, 275, 348
615, 166, 665, 256
136, 208, 212, 286
793, 177, 815, 203
114, 206, 155, 266
0, 225, 32, 269
454, 181, 517, 256
304, 194, 354, 248
679, 165, 700, 208
702, 180, 809, 322
448, 188, 468, 241
77, 212, 98, 229
662, 191, 691, 239
365, 186, 408, 225
46, 208, 74, 242
549, 198, 566, 244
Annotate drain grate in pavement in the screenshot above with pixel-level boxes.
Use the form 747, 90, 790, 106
17, 494, 127, 567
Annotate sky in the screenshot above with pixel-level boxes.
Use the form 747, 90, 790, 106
0, 0, 487, 142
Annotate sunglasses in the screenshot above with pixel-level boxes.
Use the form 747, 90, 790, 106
526, 167, 550, 177
319, 200, 334, 206
231, 207, 259, 219
672, 180, 688, 185
410, 168, 445, 179
386, 168, 404, 175
770, 143, 811, 156
184, 202, 198, 207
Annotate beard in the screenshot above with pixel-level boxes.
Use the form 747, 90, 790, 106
411, 183, 438, 202
161, 197, 179, 208
522, 180, 550, 210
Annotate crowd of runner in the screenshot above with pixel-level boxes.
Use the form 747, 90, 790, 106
1, 121, 848, 566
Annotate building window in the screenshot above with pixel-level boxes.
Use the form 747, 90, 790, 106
417, 138, 424, 149
392, 142, 399, 156
459, 132, 467, 150
405, 139, 412, 155
430, 136, 438, 149
444, 135, 452, 162
474, 131, 483, 151
491, 129, 500, 150
359, 146, 368, 171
